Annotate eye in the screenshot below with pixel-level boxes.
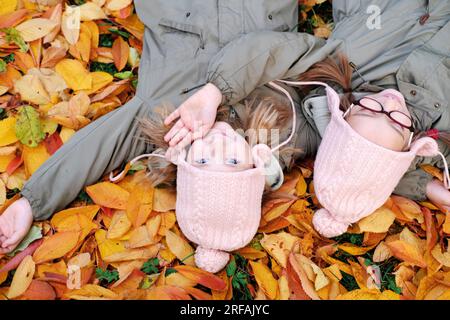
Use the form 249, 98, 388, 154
195, 158, 208, 165
226, 158, 240, 165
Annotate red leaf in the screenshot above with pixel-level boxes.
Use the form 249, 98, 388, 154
44, 132, 64, 155
6, 155, 23, 175
0, 239, 43, 274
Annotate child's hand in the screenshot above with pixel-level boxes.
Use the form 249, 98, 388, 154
0, 197, 33, 254
164, 83, 223, 149
426, 179, 450, 212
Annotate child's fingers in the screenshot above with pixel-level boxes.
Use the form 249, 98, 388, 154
0, 246, 13, 254
176, 132, 193, 150
164, 119, 184, 142
164, 109, 181, 126
1, 232, 22, 248
169, 127, 190, 147
192, 124, 209, 140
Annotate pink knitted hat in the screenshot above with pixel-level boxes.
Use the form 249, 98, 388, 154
174, 146, 268, 273
274, 80, 449, 238
310, 83, 448, 238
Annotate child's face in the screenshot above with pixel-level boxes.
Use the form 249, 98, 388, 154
186, 122, 254, 172
346, 89, 412, 151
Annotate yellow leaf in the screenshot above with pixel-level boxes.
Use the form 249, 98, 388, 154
51, 205, 99, 227
79, 2, 107, 21
16, 18, 58, 42
153, 187, 176, 212
65, 284, 119, 300
95, 229, 126, 261
55, 59, 92, 91
310, 263, 329, 291
296, 175, 307, 196
23, 143, 50, 177
234, 246, 267, 260
336, 289, 400, 300
0, 117, 18, 147
165, 229, 195, 266
60, 127, 76, 143
33, 231, 80, 264
431, 245, 450, 267
357, 207, 396, 233
260, 232, 300, 268
86, 182, 130, 210
107, 211, 131, 239
7, 255, 35, 299
61, 5, 81, 45
278, 275, 290, 300
338, 243, 377, 256
443, 213, 450, 234
106, 0, 132, 11
264, 200, 295, 222
84, 72, 113, 95
126, 226, 152, 248
0, 0, 17, 15
165, 272, 197, 288
249, 260, 279, 300
0, 179, 6, 206
158, 211, 176, 236
103, 245, 159, 263
37, 260, 67, 278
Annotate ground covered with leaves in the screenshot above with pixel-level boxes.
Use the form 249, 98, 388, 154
1, 0, 450, 301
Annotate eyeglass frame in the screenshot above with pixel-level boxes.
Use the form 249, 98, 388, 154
343, 96, 415, 150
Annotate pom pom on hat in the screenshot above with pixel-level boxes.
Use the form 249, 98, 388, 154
194, 246, 230, 273
312, 208, 351, 238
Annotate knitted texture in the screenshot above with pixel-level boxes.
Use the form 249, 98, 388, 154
194, 246, 230, 273
313, 86, 440, 237
176, 158, 266, 272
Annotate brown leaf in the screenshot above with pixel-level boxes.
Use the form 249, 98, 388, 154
112, 36, 129, 71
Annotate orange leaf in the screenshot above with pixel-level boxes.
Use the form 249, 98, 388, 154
248, 260, 279, 300
112, 36, 129, 71
173, 265, 227, 291
386, 240, 427, 268
21, 280, 56, 300
126, 178, 153, 228
86, 182, 130, 210
33, 231, 81, 264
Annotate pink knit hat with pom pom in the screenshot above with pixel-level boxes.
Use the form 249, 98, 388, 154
174, 145, 268, 273
310, 83, 448, 238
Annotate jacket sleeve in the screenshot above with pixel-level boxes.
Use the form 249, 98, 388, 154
206, 31, 343, 105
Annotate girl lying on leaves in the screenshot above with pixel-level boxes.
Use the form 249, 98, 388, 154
1, 1, 450, 273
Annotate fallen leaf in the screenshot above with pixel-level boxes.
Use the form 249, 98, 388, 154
165, 229, 195, 266
33, 231, 81, 264
7, 255, 35, 299
173, 265, 227, 291
86, 182, 130, 210
16, 18, 58, 42
112, 36, 129, 71
107, 211, 132, 240
357, 207, 396, 233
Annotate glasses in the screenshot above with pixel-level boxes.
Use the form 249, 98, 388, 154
343, 97, 415, 150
